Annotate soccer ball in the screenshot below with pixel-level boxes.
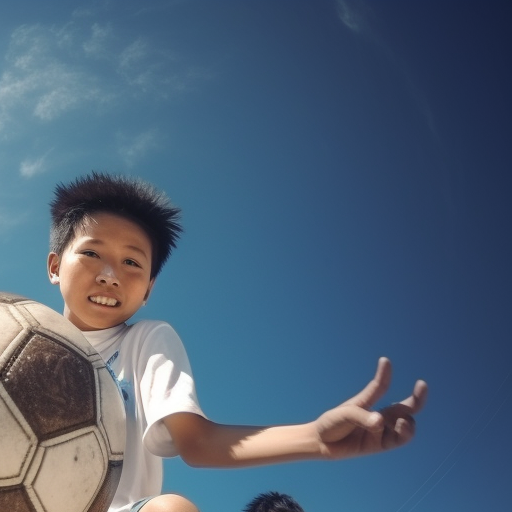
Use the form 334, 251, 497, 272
0, 292, 126, 512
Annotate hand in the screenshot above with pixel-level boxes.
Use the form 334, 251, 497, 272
314, 357, 428, 459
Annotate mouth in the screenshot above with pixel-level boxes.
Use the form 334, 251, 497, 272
89, 296, 119, 307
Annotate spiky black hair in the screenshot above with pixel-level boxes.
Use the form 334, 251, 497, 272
243, 492, 306, 512
49, 171, 182, 278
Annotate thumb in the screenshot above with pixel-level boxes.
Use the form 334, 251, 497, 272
318, 405, 384, 443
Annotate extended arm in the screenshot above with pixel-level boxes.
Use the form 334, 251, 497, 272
163, 357, 428, 468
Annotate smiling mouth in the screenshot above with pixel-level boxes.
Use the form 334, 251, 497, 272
89, 296, 119, 307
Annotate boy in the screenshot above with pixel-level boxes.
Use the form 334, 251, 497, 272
243, 492, 305, 512
47, 172, 427, 512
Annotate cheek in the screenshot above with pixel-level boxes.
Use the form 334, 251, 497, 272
60, 266, 81, 284
59, 262, 89, 292
135, 278, 152, 296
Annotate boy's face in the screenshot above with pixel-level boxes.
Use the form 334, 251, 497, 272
47, 212, 155, 331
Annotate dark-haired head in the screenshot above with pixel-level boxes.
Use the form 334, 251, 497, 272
243, 492, 306, 512
49, 171, 182, 279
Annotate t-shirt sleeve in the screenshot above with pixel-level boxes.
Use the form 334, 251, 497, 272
136, 321, 206, 457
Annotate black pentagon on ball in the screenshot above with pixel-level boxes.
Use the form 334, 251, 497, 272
1, 333, 96, 441
0, 487, 33, 512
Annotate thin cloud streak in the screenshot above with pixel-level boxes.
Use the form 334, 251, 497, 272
117, 130, 160, 168
335, 0, 438, 140
82, 23, 114, 58
19, 151, 52, 178
0, 24, 106, 127
0, 17, 208, 136
337, 0, 365, 33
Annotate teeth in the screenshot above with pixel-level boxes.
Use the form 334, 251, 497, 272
90, 296, 118, 306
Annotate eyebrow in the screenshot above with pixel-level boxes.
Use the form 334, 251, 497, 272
80, 238, 151, 260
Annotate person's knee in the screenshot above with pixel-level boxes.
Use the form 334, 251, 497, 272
141, 494, 200, 512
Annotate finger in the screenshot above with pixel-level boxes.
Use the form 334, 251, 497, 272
344, 357, 392, 409
399, 379, 428, 414
381, 402, 417, 423
381, 415, 416, 450
319, 405, 385, 443
378, 402, 421, 450
379, 380, 427, 425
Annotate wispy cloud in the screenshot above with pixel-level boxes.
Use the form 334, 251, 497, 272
0, 24, 106, 127
119, 38, 149, 70
19, 150, 53, 178
337, 0, 366, 34
82, 23, 114, 58
0, 10, 211, 181
0, 16, 208, 136
117, 129, 160, 167
335, 0, 438, 139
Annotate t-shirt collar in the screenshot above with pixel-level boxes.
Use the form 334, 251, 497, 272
82, 323, 128, 352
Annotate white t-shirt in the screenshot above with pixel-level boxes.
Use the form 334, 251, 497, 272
83, 320, 205, 512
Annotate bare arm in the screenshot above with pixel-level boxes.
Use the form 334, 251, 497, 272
163, 357, 428, 468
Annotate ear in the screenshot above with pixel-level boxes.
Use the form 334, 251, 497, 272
47, 252, 61, 285
143, 278, 156, 303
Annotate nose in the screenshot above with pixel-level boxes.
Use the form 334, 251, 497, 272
96, 265, 119, 287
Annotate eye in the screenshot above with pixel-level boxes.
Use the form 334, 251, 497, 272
82, 250, 99, 258
124, 259, 142, 268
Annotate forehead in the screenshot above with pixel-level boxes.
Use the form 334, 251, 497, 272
74, 212, 152, 249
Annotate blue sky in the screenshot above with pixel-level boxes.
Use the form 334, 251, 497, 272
1, 1, 511, 511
